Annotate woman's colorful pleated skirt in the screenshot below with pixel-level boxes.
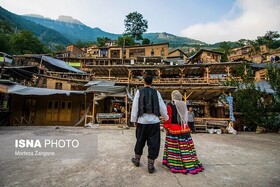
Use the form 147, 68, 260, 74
162, 132, 204, 174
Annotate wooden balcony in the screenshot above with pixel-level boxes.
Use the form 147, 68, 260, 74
43, 70, 242, 86
89, 77, 242, 86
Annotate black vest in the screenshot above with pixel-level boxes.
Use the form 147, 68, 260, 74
138, 87, 160, 117
168, 102, 179, 124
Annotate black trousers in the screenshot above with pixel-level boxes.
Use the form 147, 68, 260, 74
134, 123, 160, 160
189, 122, 195, 132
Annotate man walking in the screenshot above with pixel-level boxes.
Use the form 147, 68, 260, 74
130, 75, 168, 173
188, 107, 196, 133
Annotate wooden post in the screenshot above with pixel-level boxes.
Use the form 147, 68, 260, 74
125, 95, 128, 126
204, 67, 210, 83
128, 69, 132, 83
204, 101, 210, 117
184, 91, 193, 104
157, 68, 161, 78
225, 66, 231, 77
179, 68, 185, 83
92, 93, 95, 124
108, 68, 112, 79
84, 93, 87, 126
38, 56, 43, 74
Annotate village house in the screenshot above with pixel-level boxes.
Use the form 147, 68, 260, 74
228, 45, 253, 62
167, 49, 188, 61
228, 44, 280, 63
187, 49, 223, 64
2, 42, 273, 130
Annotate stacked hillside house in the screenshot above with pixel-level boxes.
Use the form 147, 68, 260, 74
2, 43, 271, 130
52, 43, 245, 130
228, 44, 280, 63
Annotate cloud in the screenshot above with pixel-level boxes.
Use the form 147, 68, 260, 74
181, 0, 280, 44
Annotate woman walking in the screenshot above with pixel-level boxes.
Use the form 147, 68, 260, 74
163, 90, 204, 174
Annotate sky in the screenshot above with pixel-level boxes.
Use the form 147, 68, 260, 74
0, 0, 279, 44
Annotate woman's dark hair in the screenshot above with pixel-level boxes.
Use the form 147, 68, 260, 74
144, 75, 153, 85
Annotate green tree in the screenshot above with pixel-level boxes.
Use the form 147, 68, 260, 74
237, 39, 250, 47
225, 64, 280, 131
219, 41, 232, 61
0, 33, 11, 53
142, 38, 150, 45
52, 44, 66, 52
267, 64, 280, 98
76, 40, 96, 48
256, 31, 280, 49
124, 11, 148, 40
10, 30, 45, 54
116, 36, 135, 46
96, 37, 111, 47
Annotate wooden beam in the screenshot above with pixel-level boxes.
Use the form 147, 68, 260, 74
108, 68, 112, 78
225, 66, 231, 77
184, 91, 193, 103
125, 95, 128, 126
92, 93, 95, 124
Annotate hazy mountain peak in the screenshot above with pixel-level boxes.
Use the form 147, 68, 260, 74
57, 15, 83, 25
24, 14, 51, 20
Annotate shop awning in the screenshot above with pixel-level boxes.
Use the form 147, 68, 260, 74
84, 80, 116, 87
86, 85, 126, 94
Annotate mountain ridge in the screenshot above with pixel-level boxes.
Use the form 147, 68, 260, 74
0, 6, 70, 46
22, 14, 206, 46
0, 6, 206, 48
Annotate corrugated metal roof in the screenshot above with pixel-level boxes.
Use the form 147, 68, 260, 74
42, 56, 85, 74
255, 81, 275, 94
249, 63, 280, 69
0, 84, 84, 96
84, 80, 116, 87
86, 85, 126, 94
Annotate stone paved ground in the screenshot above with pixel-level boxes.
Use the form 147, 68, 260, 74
0, 126, 279, 187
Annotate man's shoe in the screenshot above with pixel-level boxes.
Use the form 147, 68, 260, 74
148, 158, 155, 173
131, 157, 140, 167
132, 154, 141, 167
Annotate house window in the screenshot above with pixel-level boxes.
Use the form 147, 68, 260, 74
55, 82, 62, 90
151, 49, 154, 56
161, 48, 164, 56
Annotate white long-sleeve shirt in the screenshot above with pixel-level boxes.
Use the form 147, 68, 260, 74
130, 89, 168, 124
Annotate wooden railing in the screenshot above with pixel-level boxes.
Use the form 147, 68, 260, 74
44, 71, 242, 85
84, 76, 243, 85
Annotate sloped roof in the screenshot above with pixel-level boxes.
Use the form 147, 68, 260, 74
159, 86, 237, 100
86, 85, 126, 94
84, 80, 116, 87
189, 49, 224, 60
249, 62, 280, 69
168, 49, 188, 57
0, 52, 13, 64
0, 81, 83, 96
41, 56, 85, 74
255, 81, 275, 94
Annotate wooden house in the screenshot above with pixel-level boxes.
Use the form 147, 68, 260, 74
188, 49, 223, 64
228, 45, 253, 62
66, 44, 85, 58
168, 49, 188, 61
5, 43, 269, 129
